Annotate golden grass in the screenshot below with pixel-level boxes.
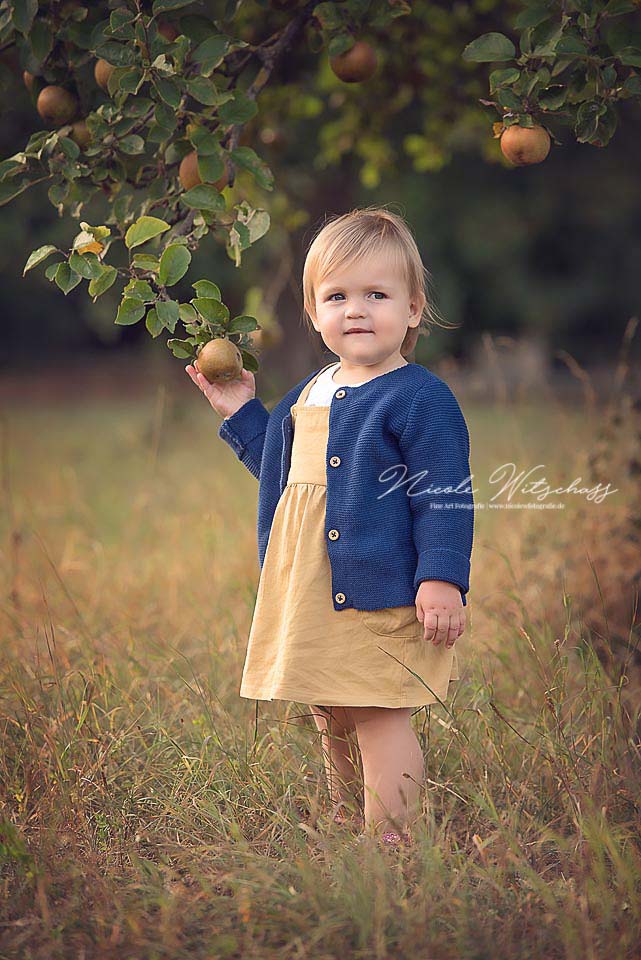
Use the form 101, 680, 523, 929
1, 340, 640, 959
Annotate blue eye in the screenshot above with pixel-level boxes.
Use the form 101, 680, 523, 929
327, 292, 386, 300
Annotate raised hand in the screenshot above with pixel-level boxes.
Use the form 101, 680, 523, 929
185, 362, 256, 420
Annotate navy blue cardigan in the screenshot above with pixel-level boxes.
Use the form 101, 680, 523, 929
218, 361, 474, 611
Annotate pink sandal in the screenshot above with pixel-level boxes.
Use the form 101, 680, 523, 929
380, 829, 413, 849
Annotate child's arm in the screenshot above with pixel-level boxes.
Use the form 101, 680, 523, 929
218, 397, 269, 481
398, 378, 474, 605
185, 363, 268, 481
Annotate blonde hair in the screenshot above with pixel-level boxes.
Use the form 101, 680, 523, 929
302, 204, 458, 357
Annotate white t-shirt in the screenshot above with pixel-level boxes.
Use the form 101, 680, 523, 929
304, 362, 368, 406
222, 363, 368, 421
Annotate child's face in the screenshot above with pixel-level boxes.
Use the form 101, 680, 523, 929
312, 252, 424, 374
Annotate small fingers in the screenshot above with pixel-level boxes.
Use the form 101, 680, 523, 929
185, 364, 210, 395
445, 615, 459, 648
423, 610, 439, 643
423, 608, 462, 647
185, 364, 200, 387
433, 614, 451, 646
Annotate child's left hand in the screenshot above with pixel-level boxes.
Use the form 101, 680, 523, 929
415, 580, 465, 647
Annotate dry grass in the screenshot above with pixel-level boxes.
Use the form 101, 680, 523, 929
1, 338, 640, 959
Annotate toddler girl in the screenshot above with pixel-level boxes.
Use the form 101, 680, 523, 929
185, 206, 474, 849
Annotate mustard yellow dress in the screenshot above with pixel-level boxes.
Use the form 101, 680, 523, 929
239, 363, 460, 708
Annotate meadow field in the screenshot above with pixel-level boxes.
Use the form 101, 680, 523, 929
1, 343, 640, 959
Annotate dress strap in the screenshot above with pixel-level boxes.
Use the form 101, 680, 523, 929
291, 361, 337, 411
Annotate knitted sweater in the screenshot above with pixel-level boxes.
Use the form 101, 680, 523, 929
218, 361, 474, 611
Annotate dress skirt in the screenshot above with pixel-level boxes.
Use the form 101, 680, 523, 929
239, 367, 460, 708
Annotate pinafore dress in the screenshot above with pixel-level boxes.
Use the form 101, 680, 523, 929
239, 362, 460, 708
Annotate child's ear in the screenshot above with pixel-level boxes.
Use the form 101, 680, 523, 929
410, 292, 426, 320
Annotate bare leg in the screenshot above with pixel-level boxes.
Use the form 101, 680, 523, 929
350, 706, 424, 836
310, 705, 362, 815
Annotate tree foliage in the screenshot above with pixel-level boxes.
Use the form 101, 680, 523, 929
0, 0, 639, 369
465, 0, 641, 148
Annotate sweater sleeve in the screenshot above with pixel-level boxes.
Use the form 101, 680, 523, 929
398, 380, 474, 604
217, 397, 270, 481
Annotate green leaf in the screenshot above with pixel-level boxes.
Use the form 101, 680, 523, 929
110, 7, 136, 37
623, 74, 641, 95
146, 307, 163, 337
497, 88, 522, 110
179, 302, 197, 323
188, 128, 220, 155
54, 262, 83, 295
133, 253, 160, 272
123, 278, 155, 301
538, 84, 567, 110
514, 6, 552, 30
94, 41, 136, 67
45, 262, 61, 281
159, 244, 191, 286
228, 315, 259, 334
312, 2, 349, 30
152, 0, 194, 12
12, 0, 37, 35
154, 101, 177, 135
576, 100, 617, 146
555, 34, 589, 56
115, 297, 146, 325
180, 185, 225, 212
218, 90, 258, 125
192, 35, 229, 73
462, 32, 516, 62
153, 75, 181, 108
489, 68, 520, 94
197, 153, 225, 183
119, 134, 145, 154
69, 251, 103, 279
23, 244, 58, 276
156, 299, 179, 331
192, 298, 228, 323
617, 47, 641, 67
230, 146, 274, 191
125, 216, 170, 249
167, 337, 195, 359
192, 279, 220, 299
59, 136, 80, 161
328, 33, 355, 58
0, 158, 26, 179
186, 76, 219, 105
30, 19, 53, 64
88, 265, 118, 298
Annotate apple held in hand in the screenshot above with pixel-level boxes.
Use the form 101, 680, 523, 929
195, 338, 243, 383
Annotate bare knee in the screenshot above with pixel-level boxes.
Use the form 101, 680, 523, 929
350, 706, 412, 738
